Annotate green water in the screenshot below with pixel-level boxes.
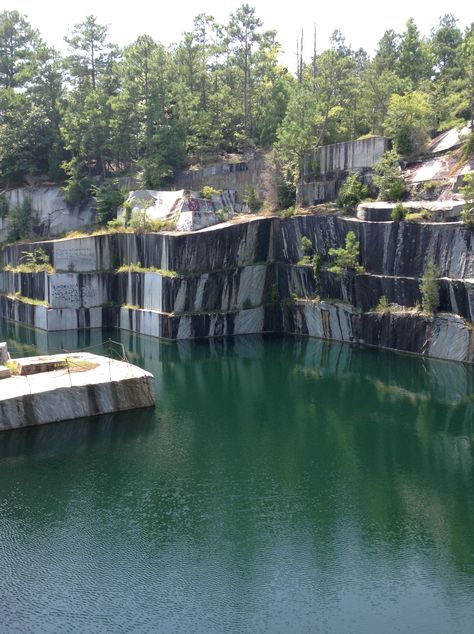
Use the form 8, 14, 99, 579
1, 321, 474, 633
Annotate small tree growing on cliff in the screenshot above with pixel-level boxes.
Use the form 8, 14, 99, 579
298, 235, 315, 264
460, 173, 474, 227
372, 150, 405, 201
6, 197, 32, 242
420, 261, 439, 314
336, 172, 369, 213
328, 231, 364, 276
92, 180, 126, 225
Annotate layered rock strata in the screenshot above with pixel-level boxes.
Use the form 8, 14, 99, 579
1, 215, 473, 363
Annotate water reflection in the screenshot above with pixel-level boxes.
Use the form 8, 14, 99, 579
1, 321, 473, 632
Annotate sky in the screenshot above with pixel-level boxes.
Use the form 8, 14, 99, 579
6, 0, 474, 70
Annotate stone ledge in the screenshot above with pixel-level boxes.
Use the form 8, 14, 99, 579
0, 352, 155, 430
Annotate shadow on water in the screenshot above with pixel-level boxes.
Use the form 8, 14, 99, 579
0, 408, 157, 463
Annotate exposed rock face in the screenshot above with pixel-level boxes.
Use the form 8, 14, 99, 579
357, 201, 463, 222
2, 187, 96, 240
0, 353, 155, 430
301, 137, 389, 204
1, 215, 473, 364
118, 189, 239, 231
174, 155, 266, 202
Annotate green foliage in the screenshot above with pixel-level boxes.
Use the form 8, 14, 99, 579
128, 209, 177, 233
0, 91, 55, 184
336, 172, 369, 213
463, 132, 474, 160
300, 236, 313, 257
64, 15, 115, 91
92, 180, 125, 225
397, 18, 432, 89
106, 218, 126, 231
277, 178, 296, 209
216, 209, 226, 222
405, 208, 433, 222
312, 254, 320, 278
5, 360, 20, 375
420, 261, 439, 314
460, 173, 474, 226
373, 150, 405, 201
15, 248, 53, 272
122, 200, 133, 225
116, 262, 178, 276
242, 298, 253, 310
391, 202, 407, 221
0, 196, 8, 218
7, 291, 49, 306
280, 206, 295, 218
1, 9, 474, 200
422, 179, 445, 191
244, 185, 261, 212
200, 185, 221, 199
61, 158, 91, 206
6, 197, 32, 242
0, 11, 38, 89
270, 283, 279, 303
384, 92, 434, 159
375, 295, 391, 313
328, 231, 364, 275
276, 41, 359, 202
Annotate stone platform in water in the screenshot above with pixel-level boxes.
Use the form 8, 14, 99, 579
0, 352, 155, 431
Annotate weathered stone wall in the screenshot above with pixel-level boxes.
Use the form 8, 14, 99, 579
174, 156, 266, 202
276, 301, 474, 364
301, 137, 389, 204
2, 218, 274, 273
0, 217, 6, 242
1, 214, 473, 363
314, 137, 389, 176
7, 216, 472, 280
275, 216, 474, 278
4, 187, 96, 237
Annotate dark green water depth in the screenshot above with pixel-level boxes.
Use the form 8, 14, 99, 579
1, 321, 474, 633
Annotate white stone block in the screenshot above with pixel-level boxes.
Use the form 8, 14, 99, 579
234, 306, 264, 335
143, 273, 163, 311
54, 238, 98, 272
49, 274, 81, 308
236, 266, 266, 308
0, 342, 9, 364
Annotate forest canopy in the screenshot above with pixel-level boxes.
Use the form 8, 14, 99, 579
0, 5, 473, 194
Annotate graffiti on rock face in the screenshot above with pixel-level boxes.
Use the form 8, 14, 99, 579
188, 198, 200, 212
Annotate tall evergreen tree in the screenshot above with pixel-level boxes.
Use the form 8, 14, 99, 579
0, 10, 38, 89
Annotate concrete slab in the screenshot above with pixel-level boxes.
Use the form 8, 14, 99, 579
0, 353, 155, 430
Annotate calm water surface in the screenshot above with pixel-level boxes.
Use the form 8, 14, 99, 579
0, 321, 474, 633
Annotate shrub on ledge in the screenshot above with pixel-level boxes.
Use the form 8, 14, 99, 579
420, 261, 440, 314
336, 172, 368, 213
328, 231, 364, 276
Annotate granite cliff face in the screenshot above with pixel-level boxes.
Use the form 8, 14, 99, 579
1, 214, 473, 363
1, 187, 96, 241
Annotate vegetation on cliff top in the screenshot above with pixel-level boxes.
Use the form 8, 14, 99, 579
0, 7, 472, 200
